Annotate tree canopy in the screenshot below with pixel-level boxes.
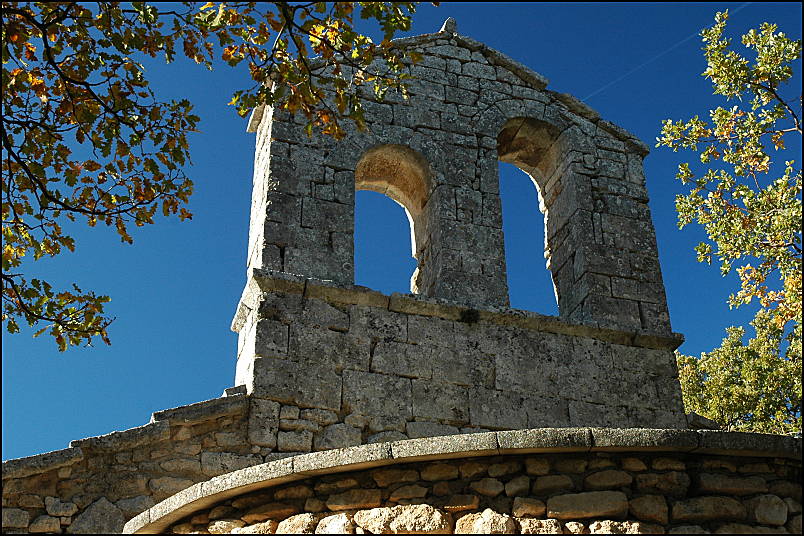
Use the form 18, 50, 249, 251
657, 11, 802, 434
2, 1, 428, 350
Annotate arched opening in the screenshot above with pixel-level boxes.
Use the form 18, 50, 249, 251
354, 191, 417, 295
354, 144, 433, 295
497, 117, 564, 315
498, 162, 559, 315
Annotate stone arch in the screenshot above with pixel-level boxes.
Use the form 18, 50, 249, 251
354, 144, 433, 262
495, 116, 583, 318
352, 143, 443, 296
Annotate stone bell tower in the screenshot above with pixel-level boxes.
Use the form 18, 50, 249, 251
12, 20, 803, 536
230, 19, 688, 449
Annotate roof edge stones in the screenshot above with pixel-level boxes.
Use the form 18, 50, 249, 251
124, 427, 803, 534
1, 394, 248, 480
244, 25, 651, 156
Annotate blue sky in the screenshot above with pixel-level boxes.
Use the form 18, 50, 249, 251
3, 3, 801, 460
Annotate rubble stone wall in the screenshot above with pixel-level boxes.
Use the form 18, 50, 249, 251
2, 395, 261, 534
140, 436, 802, 535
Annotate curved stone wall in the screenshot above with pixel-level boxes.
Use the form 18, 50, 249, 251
125, 429, 802, 534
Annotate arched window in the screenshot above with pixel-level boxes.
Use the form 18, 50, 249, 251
498, 161, 558, 315
353, 144, 432, 295
498, 117, 564, 315
354, 190, 417, 294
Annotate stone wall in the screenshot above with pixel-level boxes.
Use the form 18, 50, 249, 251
123, 429, 802, 534
233, 270, 687, 442
2, 395, 262, 534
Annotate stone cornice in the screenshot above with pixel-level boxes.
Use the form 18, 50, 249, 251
231, 269, 686, 351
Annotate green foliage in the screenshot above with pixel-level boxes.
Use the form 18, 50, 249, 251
2, 2, 430, 350
657, 11, 802, 433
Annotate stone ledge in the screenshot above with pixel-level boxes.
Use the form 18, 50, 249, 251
123, 428, 801, 534
693, 430, 802, 459
69, 420, 170, 452
232, 269, 685, 351
1, 447, 84, 480
150, 394, 248, 425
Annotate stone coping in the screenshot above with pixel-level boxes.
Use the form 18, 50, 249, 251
2, 394, 248, 480
231, 269, 685, 351
123, 427, 801, 534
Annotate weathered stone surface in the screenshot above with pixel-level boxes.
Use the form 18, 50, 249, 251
66, 497, 125, 534
201, 452, 262, 477
209, 505, 236, 519
327, 489, 382, 511
389, 484, 429, 501
519, 518, 564, 534
667, 525, 709, 534
388, 504, 451, 534
45, 496, 78, 517
622, 458, 648, 472
115, 495, 155, 518
672, 496, 746, 523
159, 457, 202, 474
769, 480, 802, 502
231, 492, 274, 510
713, 523, 787, 534
242, 502, 299, 523
635, 471, 690, 497
697, 473, 768, 496
533, 474, 574, 495
191, 512, 210, 525
372, 468, 420, 487
314, 424, 362, 451
505, 475, 531, 496
784, 497, 802, 515
421, 463, 460, 481
275, 485, 314, 500
745, 494, 788, 526
652, 458, 686, 471
585, 470, 633, 490
629, 494, 668, 524
554, 459, 588, 474
470, 478, 505, 497
28, 515, 61, 533
456, 508, 516, 534
787, 514, 802, 534
353, 507, 394, 534
525, 458, 550, 476
489, 460, 522, 477
2, 447, 84, 480
148, 476, 194, 497
442, 495, 480, 513
316, 512, 355, 534
547, 491, 629, 520
208, 518, 246, 533
18, 494, 44, 508
249, 398, 280, 448
315, 478, 359, 495
232, 520, 278, 534
276, 513, 321, 534
588, 520, 665, 534
564, 521, 587, 534
459, 461, 489, 479
278, 430, 314, 452
513, 497, 546, 518
368, 431, 408, 444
